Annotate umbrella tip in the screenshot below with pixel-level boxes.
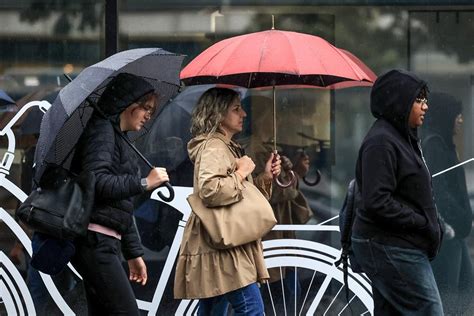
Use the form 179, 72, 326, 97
271, 15, 275, 30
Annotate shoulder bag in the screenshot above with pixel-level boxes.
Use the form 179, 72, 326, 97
187, 137, 277, 249
16, 163, 95, 240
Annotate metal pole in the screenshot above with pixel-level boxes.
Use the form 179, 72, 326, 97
432, 158, 474, 178
105, 0, 118, 57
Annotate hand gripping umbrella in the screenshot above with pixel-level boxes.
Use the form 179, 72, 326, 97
181, 26, 376, 187
36, 48, 184, 201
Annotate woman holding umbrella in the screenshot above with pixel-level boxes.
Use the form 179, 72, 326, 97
174, 87, 281, 315
70, 73, 170, 315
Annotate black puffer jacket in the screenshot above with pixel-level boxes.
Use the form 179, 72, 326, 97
72, 113, 145, 259
353, 69, 442, 259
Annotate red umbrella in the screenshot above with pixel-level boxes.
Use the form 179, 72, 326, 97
181, 30, 375, 88
181, 28, 376, 186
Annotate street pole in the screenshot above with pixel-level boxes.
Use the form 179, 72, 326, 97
105, 0, 118, 57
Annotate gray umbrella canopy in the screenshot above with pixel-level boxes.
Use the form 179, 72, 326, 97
19, 90, 59, 136
35, 48, 184, 180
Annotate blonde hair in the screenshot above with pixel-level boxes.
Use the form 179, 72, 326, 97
190, 88, 239, 137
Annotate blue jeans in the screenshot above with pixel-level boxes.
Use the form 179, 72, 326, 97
351, 236, 443, 316
198, 283, 264, 316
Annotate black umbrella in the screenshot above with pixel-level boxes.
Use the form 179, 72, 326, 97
0, 89, 16, 112
18, 90, 59, 136
35, 48, 184, 201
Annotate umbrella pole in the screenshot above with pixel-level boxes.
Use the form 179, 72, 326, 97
273, 86, 277, 153
272, 85, 296, 188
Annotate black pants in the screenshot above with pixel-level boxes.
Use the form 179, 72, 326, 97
71, 231, 139, 315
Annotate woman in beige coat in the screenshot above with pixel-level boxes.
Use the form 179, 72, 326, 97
174, 87, 281, 315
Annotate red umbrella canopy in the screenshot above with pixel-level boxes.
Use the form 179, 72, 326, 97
181, 29, 376, 88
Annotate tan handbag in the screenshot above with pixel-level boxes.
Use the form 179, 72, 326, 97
187, 136, 277, 249
187, 181, 277, 249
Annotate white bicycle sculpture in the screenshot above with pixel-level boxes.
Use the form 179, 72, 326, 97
0, 100, 77, 315
1, 100, 375, 315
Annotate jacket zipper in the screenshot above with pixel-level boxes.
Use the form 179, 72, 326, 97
417, 140, 443, 255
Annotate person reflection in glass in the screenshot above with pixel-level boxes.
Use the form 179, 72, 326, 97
421, 92, 473, 314
242, 95, 313, 313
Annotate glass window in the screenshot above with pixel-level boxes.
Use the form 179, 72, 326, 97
1, 2, 473, 315
0, 1, 102, 315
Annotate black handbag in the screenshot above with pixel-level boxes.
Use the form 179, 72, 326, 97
16, 164, 95, 240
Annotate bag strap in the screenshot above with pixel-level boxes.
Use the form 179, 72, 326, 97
334, 179, 358, 302
196, 134, 247, 180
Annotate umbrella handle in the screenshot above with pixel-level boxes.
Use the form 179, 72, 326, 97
275, 170, 296, 188
303, 169, 322, 186
157, 182, 175, 202
272, 150, 296, 188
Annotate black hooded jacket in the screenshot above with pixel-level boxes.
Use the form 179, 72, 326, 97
421, 93, 472, 238
71, 73, 153, 260
353, 69, 442, 259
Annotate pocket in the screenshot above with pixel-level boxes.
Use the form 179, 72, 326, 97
350, 236, 378, 275
420, 207, 442, 241
377, 243, 426, 287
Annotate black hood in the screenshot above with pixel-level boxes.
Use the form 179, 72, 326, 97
97, 72, 154, 118
370, 69, 427, 139
422, 92, 462, 146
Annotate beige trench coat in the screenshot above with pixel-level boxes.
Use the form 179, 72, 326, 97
174, 133, 272, 299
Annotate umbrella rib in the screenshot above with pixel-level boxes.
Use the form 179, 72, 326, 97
137, 75, 182, 88
331, 47, 365, 80
281, 31, 301, 78
302, 36, 332, 86
220, 35, 254, 86
92, 70, 181, 88
325, 43, 365, 81
194, 37, 245, 78
256, 31, 271, 85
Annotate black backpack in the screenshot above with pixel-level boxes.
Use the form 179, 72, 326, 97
334, 179, 363, 298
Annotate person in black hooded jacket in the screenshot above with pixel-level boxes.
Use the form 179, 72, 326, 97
421, 92, 472, 314
351, 69, 443, 315
70, 73, 169, 315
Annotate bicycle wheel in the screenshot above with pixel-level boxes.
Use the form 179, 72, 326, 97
174, 238, 373, 315
262, 238, 373, 316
